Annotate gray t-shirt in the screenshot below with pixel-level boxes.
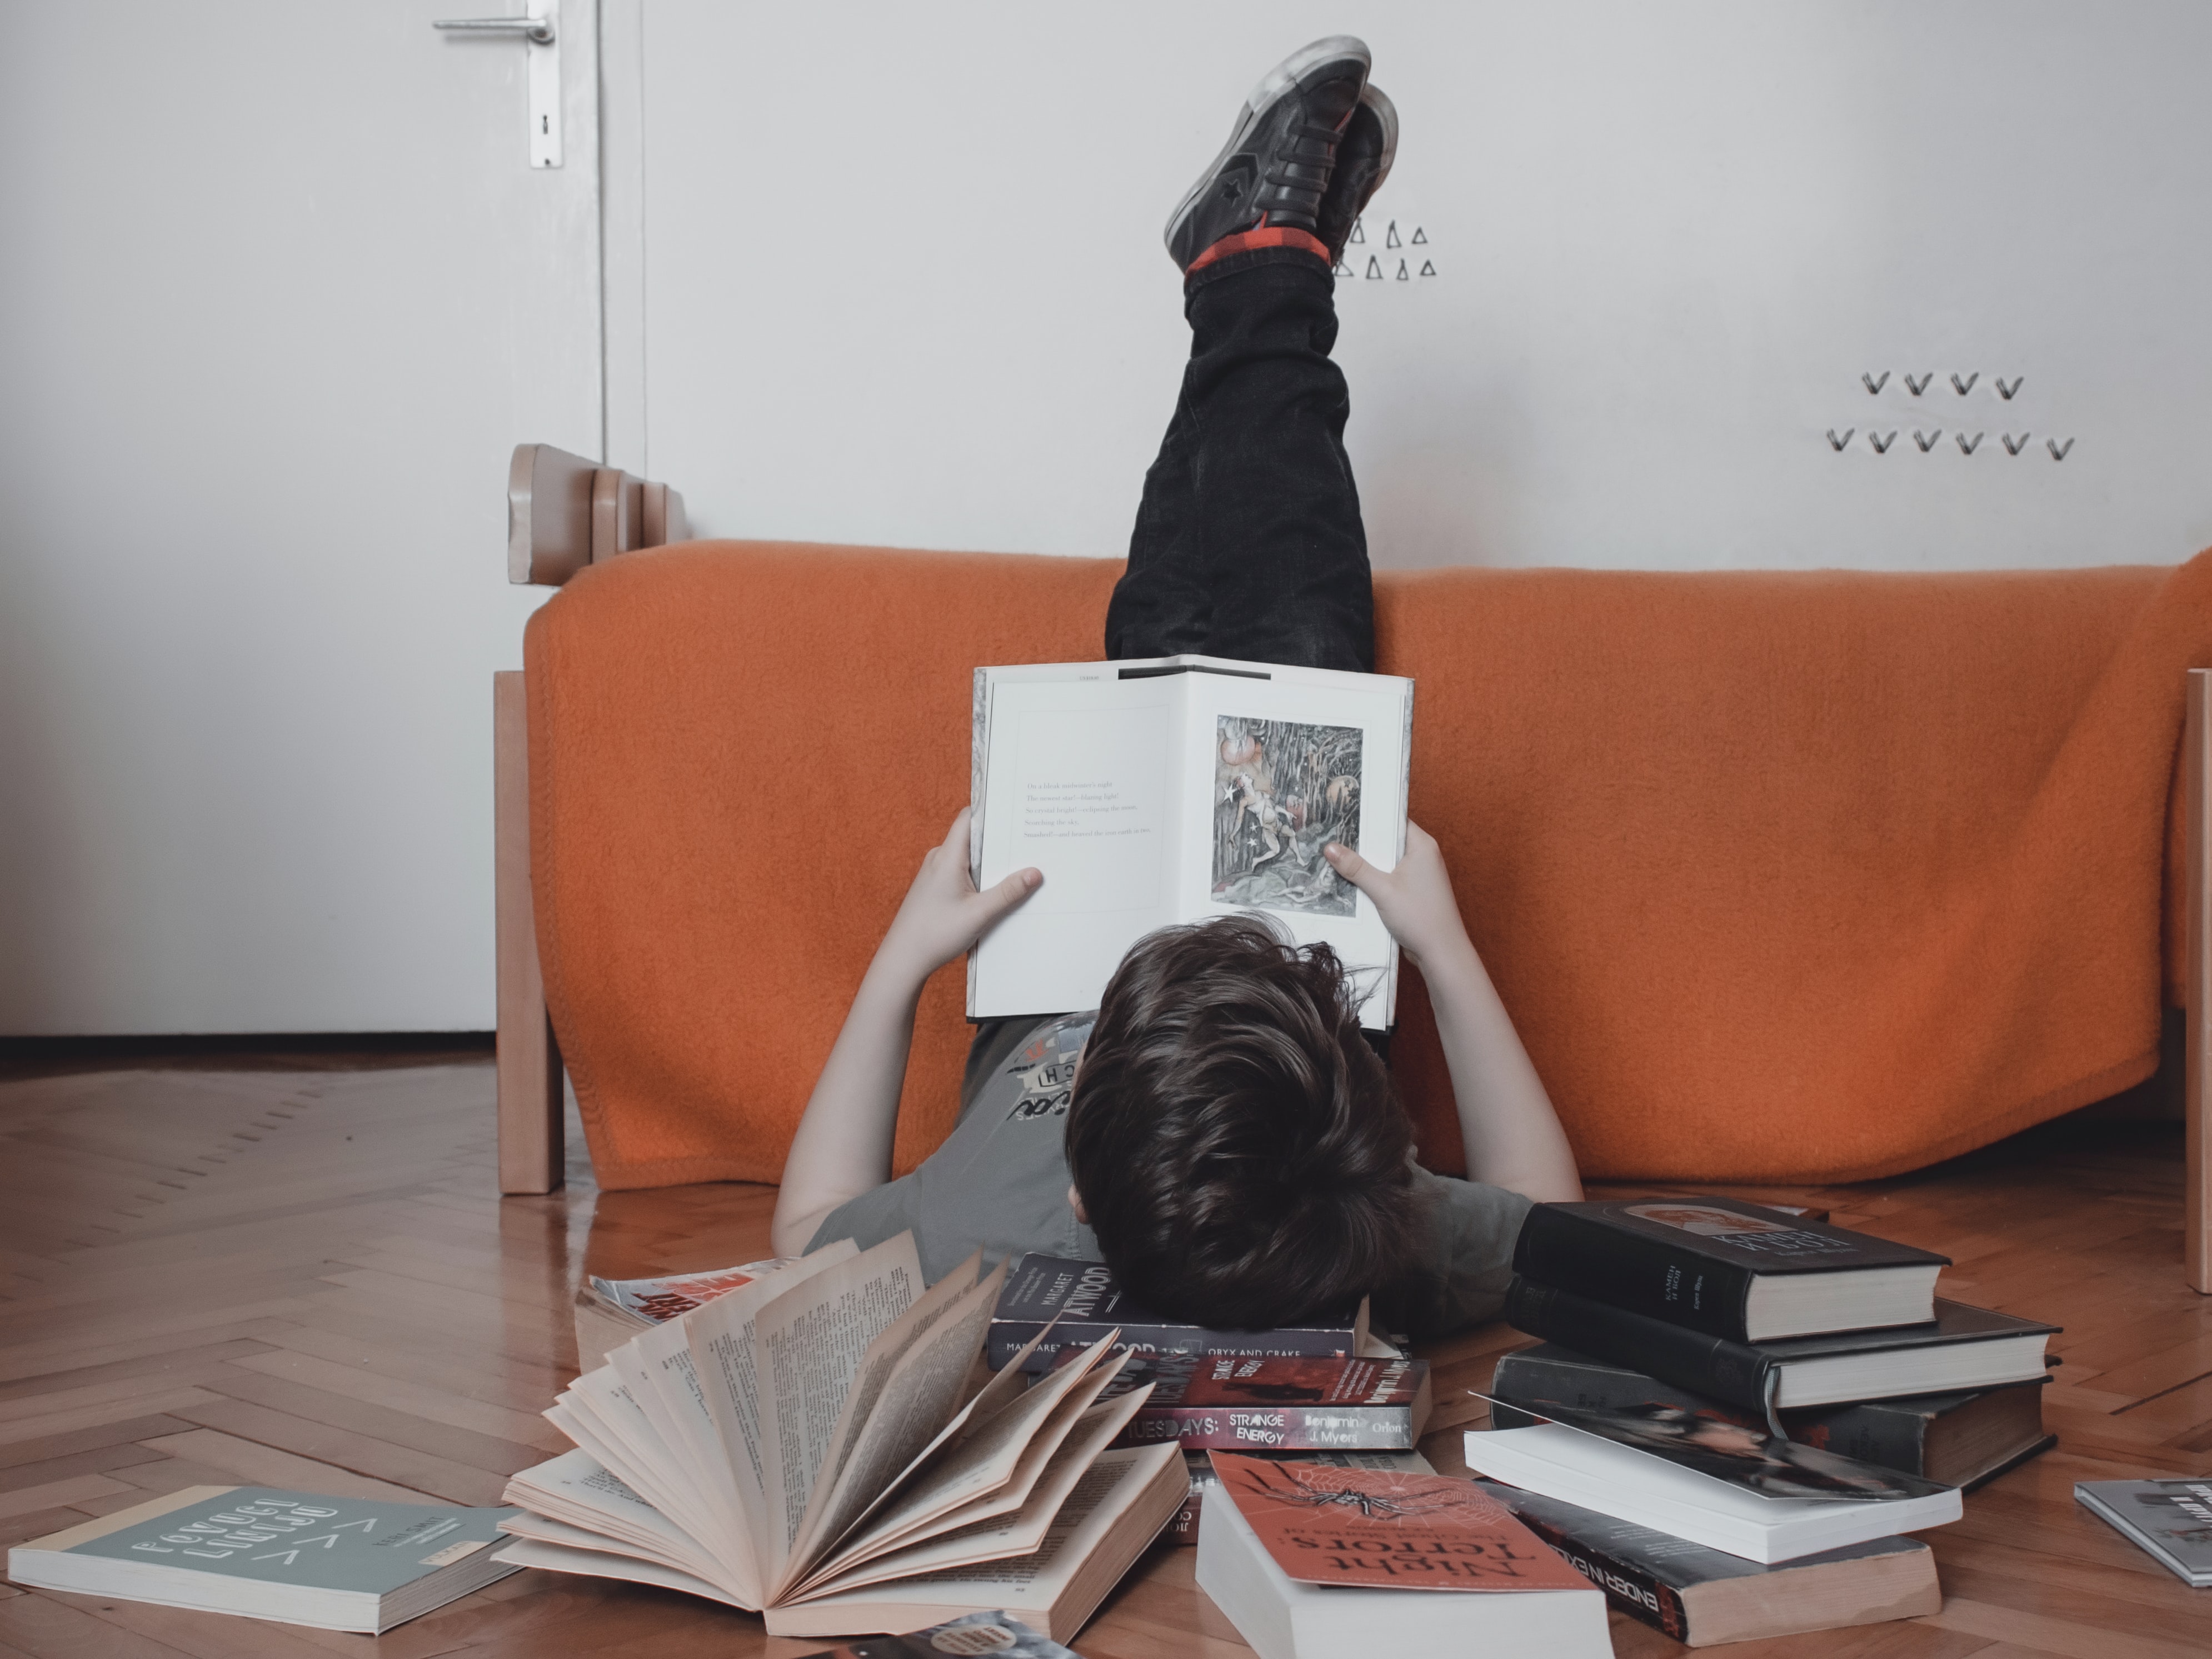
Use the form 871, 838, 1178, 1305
808, 1012, 1532, 1340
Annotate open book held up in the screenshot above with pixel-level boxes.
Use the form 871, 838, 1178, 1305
970, 654, 1414, 1029
495, 1234, 1185, 1641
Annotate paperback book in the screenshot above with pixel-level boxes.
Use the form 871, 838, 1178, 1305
574, 1255, 788, 1367
1195, 1452, 1610, 1657
1476, 1480, 1941, 1646
1170, 1447, 1435, 1545
1491, 1342, 2054, 1488
1512, 1196, 1949, 1340
1505, 1279, 2056, 1412
968, 654, 1413, 1030
2075, 1478, 2212, 1587
990, 1253, 1375, 1372
1462, 1397, 1962, 1563
496, 1233, 1185, 1640
1070, 1350, 1430, 1451
7, 1487, 518, 1633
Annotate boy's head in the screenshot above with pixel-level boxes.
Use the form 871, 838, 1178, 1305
1063, 915, 1420, 1330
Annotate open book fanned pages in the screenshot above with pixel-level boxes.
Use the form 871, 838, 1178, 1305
969, 654, 1414, 1030
495, 1235, 1186, 1640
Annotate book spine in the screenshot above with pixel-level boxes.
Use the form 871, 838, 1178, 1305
987, 1321, 1352, 1372
1503, 1279, 1773, 1412
1514, 1206, 1756, 1340
1508, 1507, 1692, 1642
1111, 1405, 1417, 1452
1490, 1350, 1933, 1474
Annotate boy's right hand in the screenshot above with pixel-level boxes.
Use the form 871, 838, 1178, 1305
875, 809, 1042, 984
1322, 822, 1474, 970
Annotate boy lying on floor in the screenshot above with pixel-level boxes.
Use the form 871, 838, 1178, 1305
768, 36, 1581, 1340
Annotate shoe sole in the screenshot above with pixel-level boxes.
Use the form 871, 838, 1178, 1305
1164, 34, 1371, 259
1360, 83, 1399, 201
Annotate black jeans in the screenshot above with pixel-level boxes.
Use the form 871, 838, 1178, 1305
1103, 248, 1373, 673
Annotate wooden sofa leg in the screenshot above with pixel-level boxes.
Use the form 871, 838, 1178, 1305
496, 671, 565, 1195
2189, 670, 2211, 1291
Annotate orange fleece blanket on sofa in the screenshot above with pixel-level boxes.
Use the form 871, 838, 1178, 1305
525, 541, 2212, 1190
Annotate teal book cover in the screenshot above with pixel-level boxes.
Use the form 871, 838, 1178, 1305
56, 1488, 516, 1591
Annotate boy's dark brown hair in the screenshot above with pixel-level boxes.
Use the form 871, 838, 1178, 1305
1063, 915, 1421, 1330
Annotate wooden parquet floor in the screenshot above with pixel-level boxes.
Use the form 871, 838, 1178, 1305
1, 1051, 2209, 1656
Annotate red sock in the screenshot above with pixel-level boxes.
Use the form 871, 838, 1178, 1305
1187, 224, 1331, 273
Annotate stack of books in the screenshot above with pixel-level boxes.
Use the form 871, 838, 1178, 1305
1000, 1259, 1435, 1545
1462, 1195, 2060, 1646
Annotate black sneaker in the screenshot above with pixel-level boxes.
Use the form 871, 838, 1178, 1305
1316, 84, 1397, 266
1164, 36, 1370, 272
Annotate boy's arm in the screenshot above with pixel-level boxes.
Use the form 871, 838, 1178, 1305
768, 811, 1042, 1257
1324, 827, 1584, 1203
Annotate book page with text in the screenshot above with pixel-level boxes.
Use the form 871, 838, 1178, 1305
796, 1390, 1152, 1599
781, 1261, 1005, 1593
817, 1330, 1129, 1576
972, 670, 1184, 1016
685, 1241, 858, 1575
615, 1317, 762, 1597
754, 1234, 926, 1572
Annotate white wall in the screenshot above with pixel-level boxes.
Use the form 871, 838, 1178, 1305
0, 3, 599, 1035
626, 1, 2212, 572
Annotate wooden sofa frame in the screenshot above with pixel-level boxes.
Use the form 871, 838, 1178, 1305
488, 442, 2212, 1291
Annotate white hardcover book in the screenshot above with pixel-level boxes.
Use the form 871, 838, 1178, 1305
1195, 1473, 1611, 1659
969, 654, 1414, 1029
1461, 1425, 1963, 1564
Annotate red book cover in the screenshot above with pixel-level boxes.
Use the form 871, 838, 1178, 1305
1209, 1451, 1590, 1592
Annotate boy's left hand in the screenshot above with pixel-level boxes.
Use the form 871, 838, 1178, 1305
876, 809, 1041, 983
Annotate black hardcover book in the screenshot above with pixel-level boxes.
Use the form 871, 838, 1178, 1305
1475, 1481, 1940, 1645
1491, 1342, 2054, 1490
1504, 1278, 2056, 1412
1512, 1196, 1949, 1341
987, 1255, 1369, 1372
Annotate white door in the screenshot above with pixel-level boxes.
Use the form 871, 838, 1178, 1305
615, 1, 2212, 573
0, 2, 601, 1033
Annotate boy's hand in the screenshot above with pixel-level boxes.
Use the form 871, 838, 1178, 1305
1323, 823, 1473, 969
876, 809, 1041, 984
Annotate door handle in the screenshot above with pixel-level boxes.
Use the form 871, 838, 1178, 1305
434, 17, 554, 45
432, 3, 562, 168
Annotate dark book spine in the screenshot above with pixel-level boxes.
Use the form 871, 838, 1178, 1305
987, 1321, 1353, 1373
1514, 1206, 1756, 1340
1491, 1348, 1934, 1473
1504, 1279, 1773, 1413
1112, 1405, 1417, 1452
1507, 1507, 1691, 1642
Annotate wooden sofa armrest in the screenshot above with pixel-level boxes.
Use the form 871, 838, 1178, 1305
496, 444, 688, 1193
2189, 669, 2211, 1290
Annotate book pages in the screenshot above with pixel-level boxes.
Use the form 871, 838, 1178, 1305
500, 1510, 725, 1590
756, 1233, 926, 1569
502, 1450, 740, 1598
781, 1260, 1005, 1591
542, 1398, 697, 1542
765, 1443, 1184, 1638
683, 1240, 860, 1557
796, 1391, 1154, 1600
612, 1318, 762, 1599
557, 1372, 731, 1555
812, 1332, 1131, 1580
494, 1535, 752, 1609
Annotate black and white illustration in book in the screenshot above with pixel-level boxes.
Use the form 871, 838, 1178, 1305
1211, 717, 1361, 917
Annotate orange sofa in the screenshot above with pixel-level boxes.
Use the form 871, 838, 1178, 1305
508, 539, 2212, 1212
